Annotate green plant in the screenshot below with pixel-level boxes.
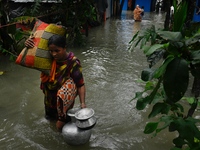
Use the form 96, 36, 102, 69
30, 0, 41, 16
0, 0, 97, 60
129, 1, 200, 149
43, 0, 97, 47
0, 14, 35, 60
0, 1, 31, 60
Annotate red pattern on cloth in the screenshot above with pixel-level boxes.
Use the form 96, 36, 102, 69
57, 78, 77, 121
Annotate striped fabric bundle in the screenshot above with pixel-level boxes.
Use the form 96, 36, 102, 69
15, 20, 67, 75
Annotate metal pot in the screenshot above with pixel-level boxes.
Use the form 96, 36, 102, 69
76, 116, 97, 130
62, 108, 92, 145
62, 122, 92, 145
67, 107, 81, 122
75, 108, 95, 120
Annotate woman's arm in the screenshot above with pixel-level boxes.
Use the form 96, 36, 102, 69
77, 85, 86, 108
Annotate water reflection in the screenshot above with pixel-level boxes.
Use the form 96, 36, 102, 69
133, 21, 141, 33
0, 11, 174, 150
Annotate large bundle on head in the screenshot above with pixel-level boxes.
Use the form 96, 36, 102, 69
16, 20, 67, 75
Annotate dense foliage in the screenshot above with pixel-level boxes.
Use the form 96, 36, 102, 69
0, 0, 98, 60
129, 0, 200, 149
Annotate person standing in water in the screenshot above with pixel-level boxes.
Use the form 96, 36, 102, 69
25, 35, 87, 131
95, 0, 108, 22
133, 5, 143, 22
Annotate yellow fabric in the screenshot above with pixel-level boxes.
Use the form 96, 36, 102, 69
37, 38, 49, 50
40, 59, 57, 83
16, 20, 67, 75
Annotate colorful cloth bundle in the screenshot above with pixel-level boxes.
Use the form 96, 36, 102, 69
15, 20, 67, 75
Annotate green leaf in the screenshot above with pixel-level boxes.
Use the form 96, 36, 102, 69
169, 121, 177, 132
167, 42, 182, 55
141, 68, 155, 81
150, 93, 165, 104
182, 97, 195, 104
147, 78, 163, 105
9, 55, 16, 61
173, 137, 187, 148
191, 50, 200, 65
144, 81, 155, 91
14, 29, 24, 41
156, 116, 173, 135
170, 117, 200, 145
140, 36, 148, 49
131, 91, 143, 101
147, 49, 166, 68
148, 102, 167, 118
129, 31, 139, 44
185, 32, 200, 46
157, 30, 183, 41
163, 57, 189, 103
194, 137, 200, 143
135, 36, 143, 48
160, 115, 174, 124
153, 55, 174, 78
173, 1, 188, 32
13, 16, 35, 24
143, 44, 164, 56
174, 103, 184, 112
136, 96, 151, 110
144, 122, 159, 134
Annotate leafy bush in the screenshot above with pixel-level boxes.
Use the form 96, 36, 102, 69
129, 1, 200, 149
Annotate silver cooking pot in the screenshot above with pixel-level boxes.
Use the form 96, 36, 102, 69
75, 108, 96, 129
75, 108, 95, 120
76, 116, 97, 129
62, 108, 92, 145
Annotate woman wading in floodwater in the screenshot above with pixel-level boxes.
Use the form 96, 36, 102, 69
25, 35, 87, 131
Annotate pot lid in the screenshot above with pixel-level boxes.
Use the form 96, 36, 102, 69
75, 108, 95, 120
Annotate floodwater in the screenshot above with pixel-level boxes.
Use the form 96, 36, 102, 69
0, 11, 175, 150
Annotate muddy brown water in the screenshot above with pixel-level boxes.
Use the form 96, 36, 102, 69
0, 11, 175, 150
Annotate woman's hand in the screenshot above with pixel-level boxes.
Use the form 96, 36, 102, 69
80, 103, 87, 108
25, 38, 35, 48
77, 85, 86, 109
